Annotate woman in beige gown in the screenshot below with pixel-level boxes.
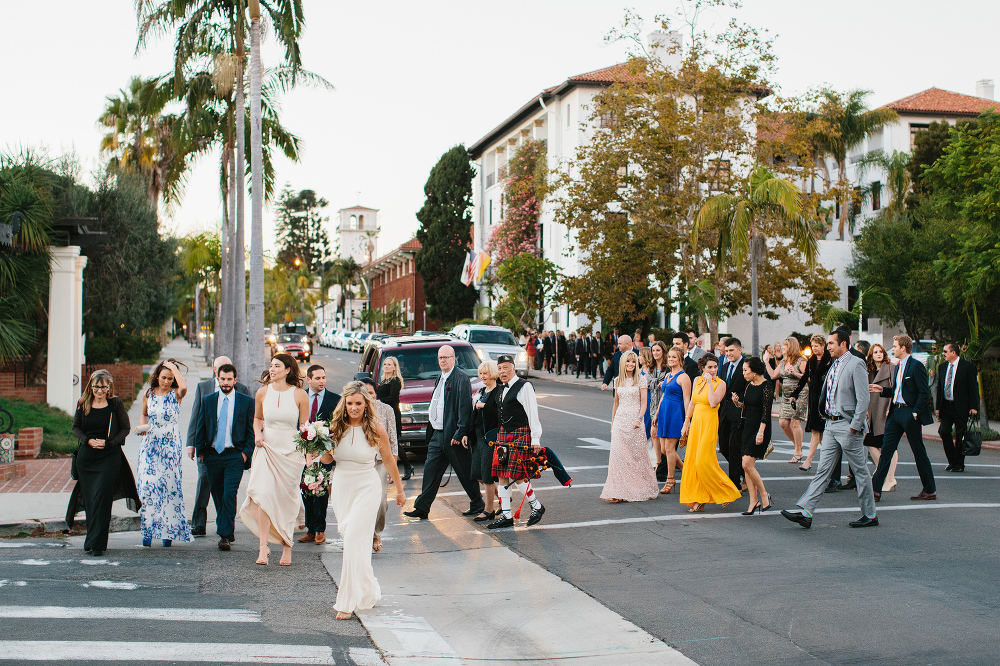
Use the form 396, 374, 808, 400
240, 354, 310, 566
320, 381, 405, 620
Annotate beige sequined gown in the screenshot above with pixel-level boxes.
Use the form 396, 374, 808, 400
601, 383, 658, 502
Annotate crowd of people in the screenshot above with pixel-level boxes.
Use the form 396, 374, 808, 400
68, 324, 980, 619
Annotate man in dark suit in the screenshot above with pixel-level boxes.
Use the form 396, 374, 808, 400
186, 356, 250, 536
556, 331, 568, 375
602, 335, 634, 392
405, 345, 483, 518
575, 332, 591, 378
192, 364, 255, 551
718, 337, 748, 489
543, 331, 554, 373
590, 332, 604, 378
870, 334, 937, 501
936, 342, 980, 473
672, 332, 699, 381
298, 364, 342, 545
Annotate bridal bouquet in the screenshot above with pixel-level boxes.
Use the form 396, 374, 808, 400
294, 421, 334, 456
300, 462, 332, 497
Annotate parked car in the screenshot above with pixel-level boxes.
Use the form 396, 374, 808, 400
449, 324, 529, 378
333, 330, 351, 350
350, 332, 373, 353
272, 333, 311, 362
354, 335, 484, 455
911, 339, 937, 368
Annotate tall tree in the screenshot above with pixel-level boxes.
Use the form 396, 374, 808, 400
694, 165, 818, 354
274, 187, 332, 272
414, 145, 478, 324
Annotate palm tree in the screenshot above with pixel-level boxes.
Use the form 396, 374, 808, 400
694, 165, 817, 355
811, 89, 898, 240
856, 149, 911, 219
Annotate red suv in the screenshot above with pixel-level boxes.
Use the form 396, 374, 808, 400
356, 335, 483, 455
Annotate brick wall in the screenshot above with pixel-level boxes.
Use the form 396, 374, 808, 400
14, 427, 42, 460
82, 363, 144, 401
0, 461, 27, 483
370, 263, 437, 333
0, 373, 47, 403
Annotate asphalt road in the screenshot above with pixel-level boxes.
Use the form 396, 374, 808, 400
312, 345, 1000, 666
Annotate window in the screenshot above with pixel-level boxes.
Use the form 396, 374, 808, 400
349, 215, 358, 230
565, 104, 570, 127
489, 199, 492, 225
617, 165, 628, 189
709, 159, 731, 192
486, 172, 496, 188
358, 214, 365, 229
847, 285, 867, 331
383, 346, 481, 381
599, 111, 616, 128
909, 123, 930, 150
871, 181, 882, 211
469, 330, 519, 346
852, 186, 862, 217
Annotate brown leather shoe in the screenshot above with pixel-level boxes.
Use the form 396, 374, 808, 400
910, 491, 937, 501
873, 492, 881, 502
297, 533, 315, 543
314, 532, 326, 544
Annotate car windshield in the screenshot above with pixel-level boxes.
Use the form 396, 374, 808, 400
468, 330, 518, 346
277, 334, 301, 343
383, 346, 482, 381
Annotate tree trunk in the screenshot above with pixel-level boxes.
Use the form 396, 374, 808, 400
837, 165, 849, 240
218, 157, 232, 360
246, 11, 267, 386
750, 231, 760, 356
232, 7, 249, 379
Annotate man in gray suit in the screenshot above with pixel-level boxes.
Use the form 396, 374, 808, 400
782, 329, 878, 529
185, 356, 251, 536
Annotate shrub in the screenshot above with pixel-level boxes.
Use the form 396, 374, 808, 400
119, 332, 162, 364
981, 368, 1000, 420
3, 398, 77, 454
85, 337, 116, 364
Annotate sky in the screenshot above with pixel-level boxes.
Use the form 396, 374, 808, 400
5, 0, 999, 259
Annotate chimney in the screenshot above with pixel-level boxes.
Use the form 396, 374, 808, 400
976, 79, 994, 100
647, 30, 683, 71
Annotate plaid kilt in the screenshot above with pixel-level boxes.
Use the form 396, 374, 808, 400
491, 426, 548, 481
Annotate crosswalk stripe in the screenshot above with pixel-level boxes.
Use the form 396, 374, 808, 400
0, 607, 260, 622
0, 641, 336, 664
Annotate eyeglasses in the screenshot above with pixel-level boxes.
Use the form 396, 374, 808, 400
92, 385, 109, 391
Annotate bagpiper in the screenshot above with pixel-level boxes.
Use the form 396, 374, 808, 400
489, 354, 546, 529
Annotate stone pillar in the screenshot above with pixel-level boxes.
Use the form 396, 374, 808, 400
47, 246, 82, 414
74, 255, 88, 405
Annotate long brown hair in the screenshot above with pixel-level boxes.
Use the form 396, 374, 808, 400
79, 369, 116, 415
867, 343, 889, 374
651, 341, 670, 371
268, 353, 303, 388
784, 337, 804, 365
329, 381, 380, 447
147, 358, 187, 396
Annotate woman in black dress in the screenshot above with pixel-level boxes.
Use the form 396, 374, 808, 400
788, 334, 832, 472
731, 357, 774, 515
470, 361, 500, 522
376, 356, 412, 479
71, 370, 138, 556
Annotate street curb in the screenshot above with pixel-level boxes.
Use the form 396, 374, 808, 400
0, 515, 139, 537
530, 374, 604, 390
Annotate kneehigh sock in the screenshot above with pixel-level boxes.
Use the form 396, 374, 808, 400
498, 484, 512, 518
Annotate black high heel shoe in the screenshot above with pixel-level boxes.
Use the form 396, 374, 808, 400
761, 494, 773, 512
741, 502, 762, 516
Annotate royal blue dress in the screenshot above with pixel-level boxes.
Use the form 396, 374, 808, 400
656, 372, 685, 438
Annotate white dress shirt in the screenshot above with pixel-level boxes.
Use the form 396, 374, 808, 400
500, 377, 543, 447
893, 354, 911, 404
944, 359, 959, 401
429, 367, 453, 430
216, 390, 236, 449
308, 388, 326, 420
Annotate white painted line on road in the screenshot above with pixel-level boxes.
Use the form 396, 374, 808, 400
82, 581, 138, 590
0, 580, 27, 587
16, 559, 49, 566
577, 437, 611, 450
531, 502, 1000, 531
347, 647, 384, 666
537, 404, 612, 424
535, 393, 570, 398
564, 465, 611, 471
0, 641, 337, 663
0, 606, 261, 623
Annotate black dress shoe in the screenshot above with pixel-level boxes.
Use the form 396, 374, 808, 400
780, 510, 812, 529
90, 549, 104, 557
228, 534, 235, 543
825, 480, 842, 493
401, 468, 413, 481
849, 515, 879, 528
952, 467, 965, 473
463, 506, 486, 516
403, 509, 429, 519
218, 537, 231, 551
527, 504, 546, 526
945, 465, 954, 472
191, 527, 207, 537
473, 511, 497, 523
910, 491, 937, 501
843, 476, 857, 490
488, 515, 514, 530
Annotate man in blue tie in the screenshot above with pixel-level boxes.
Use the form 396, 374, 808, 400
718, 338, 748, 489
193, 364, 255, 551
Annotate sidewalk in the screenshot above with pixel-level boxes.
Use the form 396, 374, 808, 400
0, 338, 219, 535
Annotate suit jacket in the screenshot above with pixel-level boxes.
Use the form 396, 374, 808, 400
682, 356, 699, 382
817, 353, 871, 433
193, 390, 256, 469
935, 358, 979, 417
186, 377, 250, 448
877, 356, 934, 425
542, 335, 554, 356
557, 335, 568, 358
428, 368, 473, 444
589, 336, 602, 356
603, 350, 624, 385
690, 346, 707, 361
718, 356, 747, 422
575, 336, 589, 357
307, 389, 341, 422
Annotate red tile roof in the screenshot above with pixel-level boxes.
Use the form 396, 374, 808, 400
542, 62, 646, 94
364, 237, 420, 270
884, 87, 1000, 115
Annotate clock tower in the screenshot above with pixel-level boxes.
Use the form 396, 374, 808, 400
337, 205, 380, 265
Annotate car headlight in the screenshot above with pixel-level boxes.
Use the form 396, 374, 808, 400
475, 348, 486, 360
399, 403, 412, 412
276, 345, 284, 352
303, 344, 310, 352
517, 351, 527, 363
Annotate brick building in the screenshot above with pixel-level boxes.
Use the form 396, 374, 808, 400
362, 238, 436, 333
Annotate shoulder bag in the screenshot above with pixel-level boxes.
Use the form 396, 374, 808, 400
964, 417, 983, 457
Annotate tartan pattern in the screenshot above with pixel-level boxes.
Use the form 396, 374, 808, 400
491, 426, 548, 481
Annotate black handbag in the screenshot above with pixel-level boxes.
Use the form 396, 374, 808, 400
964, 418, 983, 457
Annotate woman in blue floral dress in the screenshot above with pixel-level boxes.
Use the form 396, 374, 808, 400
136, 360, 193, 547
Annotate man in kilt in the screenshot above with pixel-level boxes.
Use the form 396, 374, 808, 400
489, 355, 547, 529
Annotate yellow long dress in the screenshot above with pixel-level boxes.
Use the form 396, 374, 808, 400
679, 377, 742, 507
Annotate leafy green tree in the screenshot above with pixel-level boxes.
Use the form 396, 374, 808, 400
493, 253, 561, 333
414, 145, 478, 323
907, 120, 964, 205
694, 165, 819, 354
274, 187, 331, 272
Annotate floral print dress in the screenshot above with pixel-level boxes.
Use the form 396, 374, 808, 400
137, 390, 193, 542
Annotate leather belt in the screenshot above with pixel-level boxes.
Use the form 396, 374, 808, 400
893, 403, 907, 408
827, 415, 845, 422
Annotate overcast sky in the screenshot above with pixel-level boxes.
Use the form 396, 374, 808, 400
5, 0, 998, 257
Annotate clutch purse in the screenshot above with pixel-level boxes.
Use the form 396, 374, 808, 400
484, 427, 499, 447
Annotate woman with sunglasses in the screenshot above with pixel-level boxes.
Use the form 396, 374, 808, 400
71, 370, 138, 556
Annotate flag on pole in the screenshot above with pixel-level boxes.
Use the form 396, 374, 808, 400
461, 248, 477, 286
475, 252, 491, 281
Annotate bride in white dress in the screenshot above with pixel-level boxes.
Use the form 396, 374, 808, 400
320, 381, 405, 620
240, 354, 309, 567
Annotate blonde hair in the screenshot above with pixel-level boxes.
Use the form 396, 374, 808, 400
615, 350, 640, 387
380, 355, 404, 390
666, 346, 685, 369
893, 334, 913, 353
79, 369, 116, 415
784, 337, 804, 365
477, 360, 499, 381
329, 381, 380, 447
810, 333, 826, 347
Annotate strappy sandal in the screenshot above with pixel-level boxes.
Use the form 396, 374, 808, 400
660, 479, 675, 494
687, 503, 705, 513
787, 455, 804, 464
372, 537, 382, 553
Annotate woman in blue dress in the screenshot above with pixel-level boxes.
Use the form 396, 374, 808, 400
655, 346, 691, 494
136, 360, 193, 547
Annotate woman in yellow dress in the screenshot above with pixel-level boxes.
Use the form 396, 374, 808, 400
679, 353, 741, 512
